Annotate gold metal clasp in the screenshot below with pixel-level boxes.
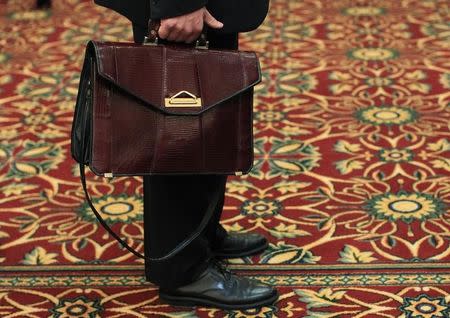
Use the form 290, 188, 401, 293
165, 91, 202, 108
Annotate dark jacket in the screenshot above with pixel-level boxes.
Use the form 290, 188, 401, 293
94, 0, 269, 34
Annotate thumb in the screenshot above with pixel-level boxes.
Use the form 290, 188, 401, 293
203, 9, 223, 29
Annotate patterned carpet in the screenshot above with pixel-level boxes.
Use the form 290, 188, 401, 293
1, 0, 450, 317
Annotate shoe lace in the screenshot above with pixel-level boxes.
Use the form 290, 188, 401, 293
211, 258, 233, 281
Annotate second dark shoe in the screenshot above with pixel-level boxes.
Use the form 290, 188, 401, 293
213, 232, 269, 258
159, 259, 278, 310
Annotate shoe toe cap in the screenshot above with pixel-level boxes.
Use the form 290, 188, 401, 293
243, 279, 277, 300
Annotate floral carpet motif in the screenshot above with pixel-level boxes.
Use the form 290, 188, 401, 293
0, 0, 449, 317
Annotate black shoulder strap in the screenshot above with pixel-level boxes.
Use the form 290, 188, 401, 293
80, 164, 219, 262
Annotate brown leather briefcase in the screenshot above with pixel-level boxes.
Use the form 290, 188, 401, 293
70, 28, 261, 261
71, 34, 261, 177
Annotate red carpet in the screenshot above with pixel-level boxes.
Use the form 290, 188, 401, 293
0, 0, 449, 316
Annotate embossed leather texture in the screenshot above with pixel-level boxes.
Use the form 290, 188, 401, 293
71, 41, 261, 176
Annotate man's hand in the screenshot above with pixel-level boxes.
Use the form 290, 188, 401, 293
158, 7, 223, 43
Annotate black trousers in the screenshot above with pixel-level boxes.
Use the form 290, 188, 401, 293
132, 24, 239, 289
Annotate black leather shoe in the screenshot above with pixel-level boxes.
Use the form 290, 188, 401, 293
159, 260, 278, 310
213, 232, 269, 258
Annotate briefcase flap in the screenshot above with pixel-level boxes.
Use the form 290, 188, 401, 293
88, 41, 261, 115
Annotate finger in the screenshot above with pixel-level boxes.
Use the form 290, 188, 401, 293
203, 9, 223, 29
175, 32, 189, 42
185, 33, 199, 43
158, 24, 170, 39
159, 19, 183, 41
166, 28, 182, 41
175, 25, 192, 42
159, 20, 177, 39
185, 24, 203, 43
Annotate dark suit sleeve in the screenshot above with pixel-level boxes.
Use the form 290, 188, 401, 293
150, 0, 208, 19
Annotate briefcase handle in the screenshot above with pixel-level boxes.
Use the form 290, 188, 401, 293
144, 19, 209, 49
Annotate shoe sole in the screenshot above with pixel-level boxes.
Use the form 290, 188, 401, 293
159, 290, 278, 310
214, 241, 269, 259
